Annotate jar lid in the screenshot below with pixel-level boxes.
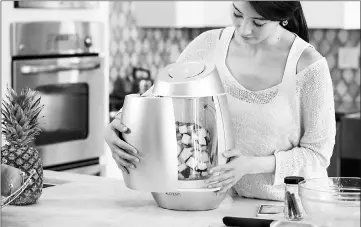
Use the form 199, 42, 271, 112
284, 176, 305, 184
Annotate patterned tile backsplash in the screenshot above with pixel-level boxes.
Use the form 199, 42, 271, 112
109, 1, 360, 106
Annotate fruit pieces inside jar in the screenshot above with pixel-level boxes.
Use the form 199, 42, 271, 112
176, 121, 213, 180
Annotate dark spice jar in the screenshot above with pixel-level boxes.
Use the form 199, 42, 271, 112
284, 176, 305, 221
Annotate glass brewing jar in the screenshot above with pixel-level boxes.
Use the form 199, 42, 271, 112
173, 97, 218, 181
284, 176, 305, 221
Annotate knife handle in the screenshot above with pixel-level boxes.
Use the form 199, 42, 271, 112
223, 216, 274, 227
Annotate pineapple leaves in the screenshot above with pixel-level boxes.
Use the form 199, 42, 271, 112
1, 110, 9, 120
29, 123, 42, 133
2, 100, 11, 116
4, 93, 14, 104
22, 121, 30, 130
7, 86, 16, 96
2, 87, 44, 143
29, 105, 44, 125
30, 97, 41, 110
2, 128, 12, 136
1, 112, 11, 124
7, 127, 17, 135
2, 130, 9, 135
14, 104, 24, 121
15, 123, 22, 134
18, 116, 27, 126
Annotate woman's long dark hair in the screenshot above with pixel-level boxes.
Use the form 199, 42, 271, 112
249, 1, 309, 42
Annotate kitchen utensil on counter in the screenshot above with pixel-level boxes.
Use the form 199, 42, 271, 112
109, 67, 152, 116
298, 177, 361, 227
120, 60, 235, 211
223, 216, 274, 227
132, 67, 151, 80
132, 67, 152, 95
138, 79, 153, 95
223, 216, 317, 227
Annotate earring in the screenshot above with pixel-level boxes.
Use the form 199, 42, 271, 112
282, 20, 288, 26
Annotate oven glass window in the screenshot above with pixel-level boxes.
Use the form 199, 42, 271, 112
34, 83, 89, 145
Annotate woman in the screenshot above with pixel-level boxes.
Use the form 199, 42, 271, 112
105, 1, 336, 201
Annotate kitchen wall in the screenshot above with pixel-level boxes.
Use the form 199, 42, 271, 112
109, 1, 360, 105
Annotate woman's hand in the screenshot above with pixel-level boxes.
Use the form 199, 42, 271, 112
204, 149, 256, 195
104, 113, 140, 174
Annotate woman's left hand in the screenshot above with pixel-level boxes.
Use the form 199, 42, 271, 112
204, 149, 255, 195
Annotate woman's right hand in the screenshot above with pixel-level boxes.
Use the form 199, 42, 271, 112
104, 114, 140, 174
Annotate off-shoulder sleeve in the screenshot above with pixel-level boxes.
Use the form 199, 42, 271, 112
175, 28, 221, 63
273, 58, 337, 185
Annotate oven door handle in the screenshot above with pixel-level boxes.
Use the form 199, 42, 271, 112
20, 61, 101, 75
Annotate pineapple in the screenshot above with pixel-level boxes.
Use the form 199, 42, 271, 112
1, 87, 44, 205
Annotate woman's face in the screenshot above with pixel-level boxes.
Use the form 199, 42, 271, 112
231, 1, 280, 44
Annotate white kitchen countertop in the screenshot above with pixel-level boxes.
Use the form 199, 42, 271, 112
1, 170, 315, 227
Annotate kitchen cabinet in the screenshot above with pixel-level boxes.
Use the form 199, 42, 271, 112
133, 1, 233, 28
339, 113, 361, 177
301, 1, 360, 29
134, 1, 360, 29
327, 121, 341, 177
328, 112, 361, 177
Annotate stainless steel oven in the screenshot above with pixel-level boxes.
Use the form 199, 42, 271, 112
11, 21, 106, 176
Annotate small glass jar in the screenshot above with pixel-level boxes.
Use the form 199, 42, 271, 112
284, 176, 305, 221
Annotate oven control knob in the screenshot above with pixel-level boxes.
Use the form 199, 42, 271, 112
19, 44, 25, 52
84, 36, 92, 48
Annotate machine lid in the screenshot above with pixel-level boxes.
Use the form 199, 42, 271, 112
168, 61, 205, 79
152, 61, 225, 98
